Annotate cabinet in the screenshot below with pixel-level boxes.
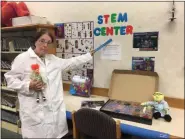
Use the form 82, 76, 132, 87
1, 24, 57, 134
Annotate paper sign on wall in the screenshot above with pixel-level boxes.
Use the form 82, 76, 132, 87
101, 42, 121, 60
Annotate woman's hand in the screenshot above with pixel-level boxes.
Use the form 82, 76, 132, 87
90, 48, 95, 56
29, 80, 44, 91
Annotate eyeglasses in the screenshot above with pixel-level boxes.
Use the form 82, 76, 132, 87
39, 39, 52, 45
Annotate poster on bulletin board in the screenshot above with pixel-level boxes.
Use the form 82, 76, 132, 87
55, 21, 94, 81
133, 32, 159, 51
132, 57, 155, 72
55, 23, 65, 39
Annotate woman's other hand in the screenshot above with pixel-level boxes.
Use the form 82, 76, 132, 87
29, 80, 44, 91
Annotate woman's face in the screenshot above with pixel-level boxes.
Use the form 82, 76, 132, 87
34, 34, 52, 57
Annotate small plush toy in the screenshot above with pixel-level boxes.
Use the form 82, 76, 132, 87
30, 64, 46, 103
141, 92, 172, 122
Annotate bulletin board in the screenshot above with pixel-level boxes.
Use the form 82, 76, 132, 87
55, 21, 94, 81
50, 2, 184, 99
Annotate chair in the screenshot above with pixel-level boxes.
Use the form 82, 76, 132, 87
72, 108, 121, 139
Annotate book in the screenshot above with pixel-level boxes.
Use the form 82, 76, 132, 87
81, 100, 105, 110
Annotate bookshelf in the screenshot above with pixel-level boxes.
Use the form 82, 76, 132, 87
1, 121, 21, 134
1, 86, 15, 92
1, 105, 17, 113
1, 24, 57, 133
1, 51, 22, 54
1, 69, 10, 72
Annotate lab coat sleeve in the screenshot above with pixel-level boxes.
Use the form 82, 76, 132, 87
58, 52, 92, 70
4, 55, 32, 96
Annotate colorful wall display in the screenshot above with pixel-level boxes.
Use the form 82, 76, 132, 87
55, 21, 94, 81
94, 13, 134, 36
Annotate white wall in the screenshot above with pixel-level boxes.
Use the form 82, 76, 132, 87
25, 2, 184, 99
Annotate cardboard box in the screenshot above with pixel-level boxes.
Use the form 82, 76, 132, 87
12, 16, 47, 26
108, 69, 159, 103
100, 69, 159, 125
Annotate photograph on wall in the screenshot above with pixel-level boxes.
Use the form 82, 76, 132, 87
56, 21, 94, 81
56, 39, 93, 54
133, 32, 158, 51
132, 57, 155, 72
55, 23, 65, 39
64, 23, 72, 38
71, 22, 94, 39
56, 39, 63, 51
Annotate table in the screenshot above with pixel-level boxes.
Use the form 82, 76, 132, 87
63, 91, 184, 139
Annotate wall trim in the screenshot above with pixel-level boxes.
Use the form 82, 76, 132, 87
63, 83, 184, 109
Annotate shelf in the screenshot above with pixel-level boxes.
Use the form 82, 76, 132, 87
1, 105, 17, 113
1, 121, 21, 134
1, 86, 15, 92
1, 69, 10, 72
1, 24, 55, 32
1, 51, 23, 54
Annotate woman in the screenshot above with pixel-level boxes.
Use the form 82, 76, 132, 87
5, 29, 94, 138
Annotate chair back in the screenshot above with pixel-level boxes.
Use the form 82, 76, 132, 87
73, 108, 119, 139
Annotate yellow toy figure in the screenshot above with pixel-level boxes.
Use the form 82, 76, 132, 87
141, 92, 172, 122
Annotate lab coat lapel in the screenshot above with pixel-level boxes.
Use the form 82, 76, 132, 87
45, 56, 51, 67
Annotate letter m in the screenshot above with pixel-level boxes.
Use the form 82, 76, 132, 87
118, 13, 128, 22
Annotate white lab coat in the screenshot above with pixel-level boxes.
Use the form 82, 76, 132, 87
4, 48, 92, 138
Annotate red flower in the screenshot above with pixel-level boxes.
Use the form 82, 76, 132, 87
31, 64, 39, 71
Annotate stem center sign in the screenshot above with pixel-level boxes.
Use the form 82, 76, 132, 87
94, 13, 133, 36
